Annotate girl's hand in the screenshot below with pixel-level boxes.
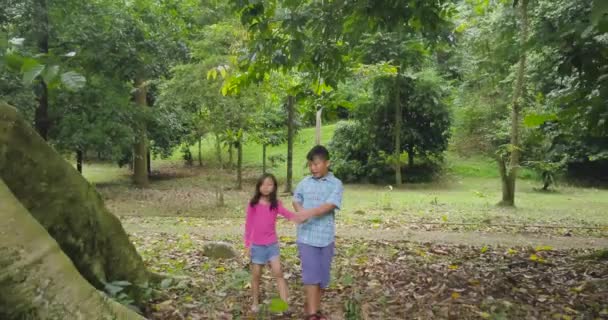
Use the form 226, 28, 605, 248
293, 213, 306, 224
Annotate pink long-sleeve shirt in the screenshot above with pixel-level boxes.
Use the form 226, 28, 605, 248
244, 201, 296, 248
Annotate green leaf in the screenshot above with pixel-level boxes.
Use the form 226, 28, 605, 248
104, 283, 124, 296
0, 32, 8, 49
591, 0, 608, 25
4, 53, 24, 71
524, 113, 558, 127
268, 297, 289, 313
60, 71, 86, 90
22, 62, 45, 85
42, 65, 60, 84
111, 280, 132, 287
160, 278, 173, 289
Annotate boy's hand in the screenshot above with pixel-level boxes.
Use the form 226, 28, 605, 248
293, 214, 306, 224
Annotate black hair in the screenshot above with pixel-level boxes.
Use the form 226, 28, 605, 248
249, 173, 279, 211
306, 145, 330, 161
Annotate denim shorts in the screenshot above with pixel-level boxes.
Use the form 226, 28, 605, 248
250, 243, 280, 265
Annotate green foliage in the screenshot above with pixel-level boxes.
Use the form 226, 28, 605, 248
268, 298, 288, 314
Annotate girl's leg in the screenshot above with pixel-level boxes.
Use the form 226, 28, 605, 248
268, 257, 288, 303
251, 263, 263, 311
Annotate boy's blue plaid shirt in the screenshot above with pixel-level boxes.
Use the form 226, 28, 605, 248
293, 172, 344, 247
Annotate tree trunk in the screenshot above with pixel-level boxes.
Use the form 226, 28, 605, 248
236, 139, 243, 190
133, 78, 149, 187
147, 150, 151, 176
215, 133, 223, 169
198, 137, 203, 167
497, 157, 515, 206
408, 148, 414, 168
394, 75, 403, 187
0, 179, 144, 320
262, 144, 267, 174
0, 102, 153, 303
315, 107, 323, 145
228, 144, 233, 168
33, 0, 50, 140
284, 95, 295, 193
76, 149, 83, 174
500, 0, 529, 207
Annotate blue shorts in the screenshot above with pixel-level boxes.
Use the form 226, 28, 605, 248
250, 243, 280, 265
298, 242, 335, 289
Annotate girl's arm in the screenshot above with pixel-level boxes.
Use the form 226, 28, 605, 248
244, 205, 254, 248
278, 201, 302, 223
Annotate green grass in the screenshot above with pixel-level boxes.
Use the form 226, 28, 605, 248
79, 124, 607, 234
445, 152, 537, 179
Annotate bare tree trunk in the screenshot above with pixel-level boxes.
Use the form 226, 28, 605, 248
133, 77, 149, 187
284, 95, 295, 193
147, 150, 151, 176
228, 144, 233, 169
262, 144, 267, 174
198, 137, 203, 167
33, 0, 50, 140
315, 107, 323, 145
408, 147, 414, 168
394, 75, 403, 187
499, 0, 529, 207
215, 133, 223, 169
236, 139, 243, 190
76, 149, 83, 174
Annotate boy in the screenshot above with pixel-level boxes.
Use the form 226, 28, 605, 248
293, 145, 344, 320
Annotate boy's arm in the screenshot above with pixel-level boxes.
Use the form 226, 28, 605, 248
292, 181, 305, 212
300, 180, 344, 219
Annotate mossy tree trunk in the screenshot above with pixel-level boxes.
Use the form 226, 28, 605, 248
0, 102, 153, 305
0, 179, 144, 320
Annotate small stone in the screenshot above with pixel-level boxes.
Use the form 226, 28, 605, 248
202, 242, 237, 259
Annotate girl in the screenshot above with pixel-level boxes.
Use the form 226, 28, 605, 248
244, 173, 302, 313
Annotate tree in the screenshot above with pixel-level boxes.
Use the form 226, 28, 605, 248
495, 0, 530, 206
228, 0, 453, 188
251, 95, 288, 174
0, 102, 154, 317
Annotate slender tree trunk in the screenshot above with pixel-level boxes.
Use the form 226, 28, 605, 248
133, 77, 149, 187
315, 107, 323, 145
408, 147, 414, 168
262, 144, 267, 174
215, 133, 223, 169
284, 95, 295, 193
33, 0, 49, 140
236, 139, 243, 190
228, 144, 233, 168
394, 75, 403, 187
500, 0, 529, 207
198, 137, 203, 167
147, 150, 151, 176
76, 149, 83, 174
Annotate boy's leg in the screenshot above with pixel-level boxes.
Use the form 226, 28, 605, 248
318, 243, 335, 314
298, 243, 323, 315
